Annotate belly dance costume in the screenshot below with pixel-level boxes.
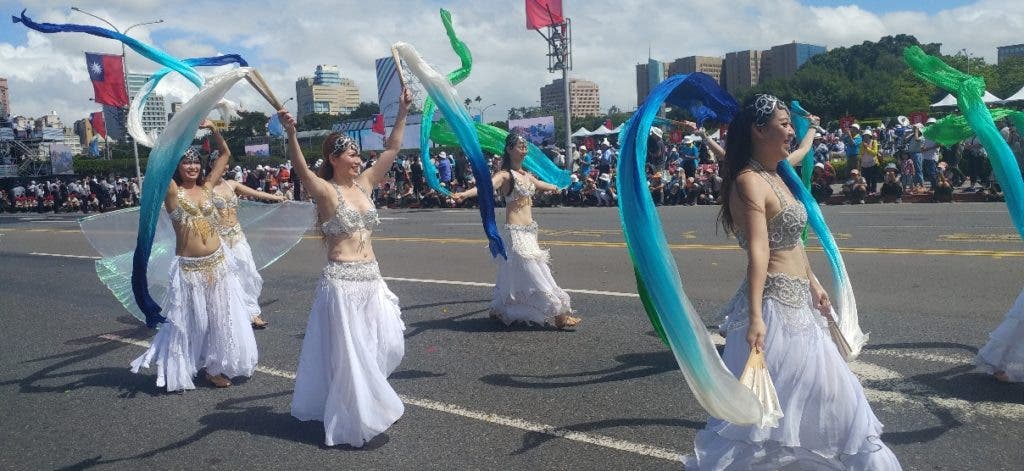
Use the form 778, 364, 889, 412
291, 181, 405, 447
685, 163, 901, 470
211, 186, 263, 322
490, 170, 574, 326
130, 187, 258, 391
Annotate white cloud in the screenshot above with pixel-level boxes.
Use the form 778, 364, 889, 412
2, 0, 1022, 125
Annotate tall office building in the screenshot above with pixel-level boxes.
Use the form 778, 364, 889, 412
0, 77, 9, 119
668, 56, 724, 83
635, 59, 668, 107
998, 44, 1024, 64
126, 72, 167, 138
295, 65, 361, 118
767, 42, 826, 80
540, 77, 600, 118
723, 50, 765, 94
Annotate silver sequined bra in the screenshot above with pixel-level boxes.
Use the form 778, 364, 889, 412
210, 185, 239, 211
321, 182, 381, 237
507, 170, 536, 203
736, 163, 807, 251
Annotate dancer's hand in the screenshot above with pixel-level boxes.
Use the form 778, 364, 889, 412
278, 110, 297, 136
399, 88, 413, 110
199, 119, 216, 130
747, 317, 766, 352
810, 283, 831, 317
451, 192, 464, 203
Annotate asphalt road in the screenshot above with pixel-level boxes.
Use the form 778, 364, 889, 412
1, 202, 1022, 470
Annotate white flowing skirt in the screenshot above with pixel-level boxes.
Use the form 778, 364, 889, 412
130, 247, 259, 392
976, 287, 1024, 382
490, 222, 572, 325
685, 273, 901, 470
291, 260, 406, 447
222, 226, 263, 320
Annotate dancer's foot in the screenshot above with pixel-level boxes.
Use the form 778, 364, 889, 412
251, 315, 268, 330
994, 371, 1011, 382
554, 314, 581, 330
206, 373, 232, 388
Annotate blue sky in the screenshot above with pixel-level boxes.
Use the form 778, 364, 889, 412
2, 1, 1021, 122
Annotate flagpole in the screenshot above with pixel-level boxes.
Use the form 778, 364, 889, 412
72, 7, 162, 183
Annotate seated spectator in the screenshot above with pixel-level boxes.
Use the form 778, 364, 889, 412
810, 162, 833, 204
933, 172, 953, 203
596, 173, 616, 207
681, 177, 703, 206
843, 169, 868, 204
880, 164, 903, 203
648, 172, 665, 206
564, 174, 583, 206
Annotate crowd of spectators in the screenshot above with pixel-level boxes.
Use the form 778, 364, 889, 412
3, 117, 1020, 214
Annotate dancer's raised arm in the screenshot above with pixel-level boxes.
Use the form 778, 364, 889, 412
363, 89, 412, 187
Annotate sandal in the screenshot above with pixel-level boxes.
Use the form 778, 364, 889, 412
251, 315, 268, 330
206, 373, 232, 388
553, 314, 581, 330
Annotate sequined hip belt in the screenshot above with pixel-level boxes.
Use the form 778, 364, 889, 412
322, 259, 381, 282
179, 247, 226, 273
740, 272, 810, 308
505, 221, 539, 234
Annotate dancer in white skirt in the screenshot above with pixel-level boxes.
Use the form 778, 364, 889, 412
277, 88, 411, 447
210, 173, 286, 329
453, 133, 581, 329
976, 288, 1024, 382
130, 120, 258, 391
685, 95, 902, 469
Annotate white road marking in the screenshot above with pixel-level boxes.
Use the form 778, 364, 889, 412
98, 333, 685, 462
29, 252, 100, 260
383, 276, 639, 298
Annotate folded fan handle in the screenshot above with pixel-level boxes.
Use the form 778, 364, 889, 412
246, 69, 284, 110
391, 46, 406, 89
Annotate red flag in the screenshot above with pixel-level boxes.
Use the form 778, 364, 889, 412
372, 113, 386, 135
525, 0, 564, 30
604, 118, 613, 129
202, 138, 211, 154
89, 111, 106, 139
85, 53, 129, 107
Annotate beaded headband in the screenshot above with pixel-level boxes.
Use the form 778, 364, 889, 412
181, 146, 202, 163
749, 94, 784, 127
332, 135, 359, 156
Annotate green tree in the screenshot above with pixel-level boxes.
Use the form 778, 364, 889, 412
298, 112, 339, 131
222, 111, 270, 157
344, 102, 380, 121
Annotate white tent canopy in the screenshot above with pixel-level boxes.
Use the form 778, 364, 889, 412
571, 126, 591, 138
589, 125, 614, 135
931, 91, 1003, 108
1002, 86, 1024, 103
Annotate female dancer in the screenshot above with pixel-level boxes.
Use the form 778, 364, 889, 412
685, 95, 901, 469
977, 291, 1024, 382
130, 120, 258, 390
210, 170, 286, 329
279, 89, 411, 447
453, 133, 581, 329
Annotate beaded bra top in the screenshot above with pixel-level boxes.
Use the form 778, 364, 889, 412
210, 184, 239, 212
169, 187, 219, 243
735, 160, 807, 251
321, 181, 380, 237
507, 170, 536, 203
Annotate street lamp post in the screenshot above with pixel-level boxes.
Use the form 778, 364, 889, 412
480, 103, 496, 123
958, 48, 973, 75
72, 7, 162, 183
536, 17, 572, 157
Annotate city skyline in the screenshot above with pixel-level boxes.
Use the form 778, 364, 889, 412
0, 0, 1019, 125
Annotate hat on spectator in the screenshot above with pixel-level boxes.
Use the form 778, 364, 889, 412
233, 165, 242, 173
885, 163, 898, 171
683, 135, 694, 143
579, 145, 586, 151
598, 173, 611, 182
814, 162, 825, 169
850, 123, 860, 130
926, 117, 937, 124
650, 127, 663, 138
570, 174, 579, 182
850, 168, 861, 174
602, 138, 611, 146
